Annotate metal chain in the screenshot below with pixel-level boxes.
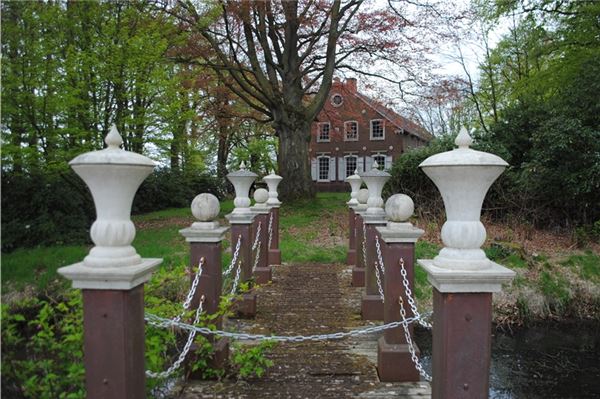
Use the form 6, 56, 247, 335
230, 257, 243, 296
361, 220, 367, 267
267, 211, 274, 250
399, 296, 432, 381
252, 221, 262, 251
252, 242, 262, 271
374, 261, 385, 302
145, 308, 422, 343
173, 257, 204, 324
223, 235, 242, 277
146, 296, 205, 379
399, 258, 432, 329
374, 236, 386, 276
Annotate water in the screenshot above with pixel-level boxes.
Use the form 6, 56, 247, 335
415, 322, 600, 398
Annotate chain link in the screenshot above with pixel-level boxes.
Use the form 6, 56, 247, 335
399, 258, 432, 329
223, 235, 242, 277
399, 296, 432, 381
146, 296, 206, 377
252, 221, 262, 251
230, 257, 243, 296
361, 220, 367, 267
145, 307, 422, 343
173, 258, 204, 324
268, 211, 274, 250
374, 261, 385, 302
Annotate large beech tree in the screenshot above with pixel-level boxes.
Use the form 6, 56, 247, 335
166, 0, 460, 199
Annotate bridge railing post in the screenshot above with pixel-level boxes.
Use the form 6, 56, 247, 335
58, 125, 161, 399
360, 162, 391, 321
251, 188, 272, 283
352, 188, 369, 287
376, 194, 424, 382
226, 162, 258, 318
345, 170, 362, 267
179, 193, 230, 373
418, 128, 515, 398
263, 170, 282, 266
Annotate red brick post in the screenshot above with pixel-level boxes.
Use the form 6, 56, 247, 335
375, 194, 425, 382
226, 163, 258, 318
251, 189, 271, 284
360, 163, 390, 321
180, 193, 230, 372
263, 171, 282, 266
58, 126, 161, 398
352, 188, 369, 287
418, 128, 515, 398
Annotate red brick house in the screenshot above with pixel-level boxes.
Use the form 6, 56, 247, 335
310, 78, 432, 191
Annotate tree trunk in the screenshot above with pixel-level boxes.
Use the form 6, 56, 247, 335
277, 121, 314, 201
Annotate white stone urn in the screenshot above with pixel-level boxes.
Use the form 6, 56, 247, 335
59, 125, 161, 289
263, 170, 282, 207
345, 169, 362, 206
360, 162, 391, 222
226, 162, 257, 217
419, 128, 508, 270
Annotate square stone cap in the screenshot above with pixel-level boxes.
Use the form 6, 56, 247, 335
376, 224, 424, 243
180, 225, 229, 242
363, 213, 387, 225
225, 211, 256, 224
251, 205, 270, 215
58, 258, 162, 290
417, 259, 515, 293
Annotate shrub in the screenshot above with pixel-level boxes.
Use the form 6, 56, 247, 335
1, 168, 222, 252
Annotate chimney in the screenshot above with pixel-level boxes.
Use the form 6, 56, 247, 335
346, 78, 357, 93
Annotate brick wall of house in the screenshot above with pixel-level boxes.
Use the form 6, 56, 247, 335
309, 78, 430, 192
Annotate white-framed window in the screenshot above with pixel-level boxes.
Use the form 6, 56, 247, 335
318, 156, 330, 181
370, 119, 384, 140
317, 122, 330, 142
344, 121, 358, 141
331, 93, 343, 107
372, 154, 386, 170
345, 155, 358, 178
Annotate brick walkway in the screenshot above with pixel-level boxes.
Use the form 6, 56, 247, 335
179, 263, 431, 398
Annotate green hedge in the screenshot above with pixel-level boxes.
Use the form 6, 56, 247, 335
1, 168, 222, 252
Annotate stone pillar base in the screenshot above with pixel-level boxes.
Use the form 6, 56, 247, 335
254, 266, 272, 284
377, 337, 420, 382
352, 267, 365, 287
189, 337, 230, 379
347, 249, 357, 265
361, 294, 384, 320
268, 249, 281, 266
234, 292, 257, 318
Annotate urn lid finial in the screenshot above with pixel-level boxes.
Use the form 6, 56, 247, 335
455, 127, 473, 149
105, 124, 123, 149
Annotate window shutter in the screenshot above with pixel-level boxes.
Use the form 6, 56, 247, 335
357, 157, 364, 173
338, 157, 345, 181
385, 155, 392, 171
329, 157, 336, 181
365, 156, 373, 171
311, 158, 317, 181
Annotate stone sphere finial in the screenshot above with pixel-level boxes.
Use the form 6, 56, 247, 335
105, 124, 123, 149
191, 193, 220, 222
455, 127, 473, 149
385, 194, 414, 222
254, 188, 268, 204
357, 188, 369, 204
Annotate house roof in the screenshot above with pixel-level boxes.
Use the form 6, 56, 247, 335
352, 91, 433, 142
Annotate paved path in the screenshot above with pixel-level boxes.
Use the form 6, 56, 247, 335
179, 263, 431, 398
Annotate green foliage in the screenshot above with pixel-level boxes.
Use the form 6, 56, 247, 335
561, 251, 600, 282
1, 260, 277, 398
230, 341, 276, 379
1, 168, 222, 252
538, 270, 571, 310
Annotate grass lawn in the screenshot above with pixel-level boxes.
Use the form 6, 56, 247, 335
2, 192, 599, 323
